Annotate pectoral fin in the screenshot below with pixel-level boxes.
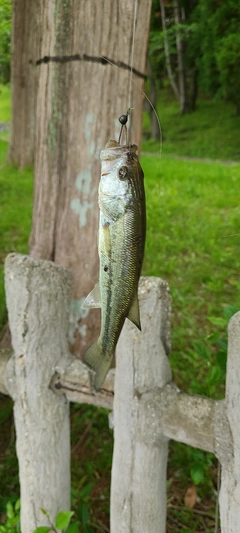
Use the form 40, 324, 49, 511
127, 291, 141, 331
82, 282, 101, 308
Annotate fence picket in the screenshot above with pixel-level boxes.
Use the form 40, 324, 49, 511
1, 253, 240, 532
4, 253, 72, 533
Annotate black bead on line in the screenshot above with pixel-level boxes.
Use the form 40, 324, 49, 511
119, 114, 129, 126
118, 109, 131, 144
35, 53, 147, 80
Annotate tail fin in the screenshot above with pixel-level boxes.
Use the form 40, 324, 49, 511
83, 340, 112, 391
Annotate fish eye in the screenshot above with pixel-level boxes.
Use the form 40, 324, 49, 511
118, 166, 128, 179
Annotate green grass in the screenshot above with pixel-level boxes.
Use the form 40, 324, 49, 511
142, 88, 240, 161
142, 153, 240, 396
0, 84, 11, 122
1, 86, 240, 531
0, 141, 33, 328
0, 84, 11, 140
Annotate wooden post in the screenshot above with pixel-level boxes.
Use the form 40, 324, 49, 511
29, 0, 152, 357
111, 277, 172, 533
219, 311, 240, 532
4, 253, 72, 533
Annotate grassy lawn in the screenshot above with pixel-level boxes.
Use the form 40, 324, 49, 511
142, 154, 240, 396
0, 86, 240, 532
143, 87, 240, 161
0, 141, 33, 328
0, 84, 11, 122
0, 84, 11, 141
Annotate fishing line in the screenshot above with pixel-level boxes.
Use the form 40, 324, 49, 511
126, 0, 138, 144
101, 54, 162, 156
36, 8, 163, 155
127, 0, 163, 154
128, 0, 138, 108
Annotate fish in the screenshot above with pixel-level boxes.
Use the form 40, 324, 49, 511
82, 138, 146, 391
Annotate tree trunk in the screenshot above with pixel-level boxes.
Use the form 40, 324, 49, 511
173, 0, 187, 114
29, 0, 152, 357
190, 67, 199, 111
8, 0, 40, 168
159, 0, 179, 99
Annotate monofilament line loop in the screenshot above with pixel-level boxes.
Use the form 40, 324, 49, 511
127, 0, 138, 144
128, 0, 138, 110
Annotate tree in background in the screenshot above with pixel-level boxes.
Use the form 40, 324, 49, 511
150, 0, 199, 114
206, 0, 240, 115
149, 0, 240, 116
8, 0, 41, 168
0, 0, 11, 84
216, 33, 240, 116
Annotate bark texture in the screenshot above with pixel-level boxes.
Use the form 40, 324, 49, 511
29, 0, 152, 357
4, 253, 72, 533
173, 0, 187, 114
9, 0, 40, 167
159, 0, 179, 98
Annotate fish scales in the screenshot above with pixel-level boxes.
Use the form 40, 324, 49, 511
82, 140, 146, 391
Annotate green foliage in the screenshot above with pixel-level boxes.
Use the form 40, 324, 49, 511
32, 498, 96, 533
33, 529, 51, 533
195, 0, 240, 110
0, 0, 11, 84
33, 509, 75, 533
70, 405, 112, 530
55, 511, 74, 530
0, 500, 20, 533
149, 0, 240, 112
216, 33, 240, 114
75, 483, 94, 530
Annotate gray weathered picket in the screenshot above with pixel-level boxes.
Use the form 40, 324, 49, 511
1, 253, 239, 533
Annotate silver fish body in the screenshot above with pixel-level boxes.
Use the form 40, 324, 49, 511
82, 139, 146, 391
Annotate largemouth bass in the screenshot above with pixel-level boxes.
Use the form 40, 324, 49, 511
82, 139, 146, 391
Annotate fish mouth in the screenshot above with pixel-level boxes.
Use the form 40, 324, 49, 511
100, 143, 138, 163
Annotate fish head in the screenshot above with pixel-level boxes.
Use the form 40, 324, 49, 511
99, 141, 143, 200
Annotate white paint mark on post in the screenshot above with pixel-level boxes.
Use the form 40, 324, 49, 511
94, 137, 102, 159
69, 298, 89, 345
84, 113, 95, 141
70, 165, 97, 228
70, 198, 94, 228
75, 166, 92, 192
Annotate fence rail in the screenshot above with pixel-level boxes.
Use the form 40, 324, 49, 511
1, 253, 240, 532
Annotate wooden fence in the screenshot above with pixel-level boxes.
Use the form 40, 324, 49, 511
0, 253, 240, 533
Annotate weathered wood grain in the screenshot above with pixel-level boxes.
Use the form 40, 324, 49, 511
4, 253, 72, 533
